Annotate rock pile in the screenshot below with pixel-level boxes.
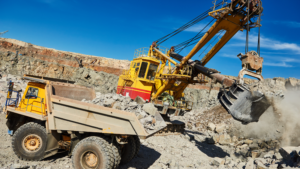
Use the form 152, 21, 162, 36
184, 88, 220, 110
171, 105, 232, 132
82, 93, 166, 134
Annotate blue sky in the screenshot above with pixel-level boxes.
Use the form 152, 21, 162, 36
1, 0, 300, 79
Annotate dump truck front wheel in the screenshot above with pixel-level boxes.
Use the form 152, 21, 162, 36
72, 136, 114, 169
12, 122, 47, 161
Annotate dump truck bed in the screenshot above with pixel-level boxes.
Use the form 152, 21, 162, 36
49, 95, 150, 137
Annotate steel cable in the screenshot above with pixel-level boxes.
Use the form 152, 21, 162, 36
176, 19, 215, 53
155, 0, 229, 45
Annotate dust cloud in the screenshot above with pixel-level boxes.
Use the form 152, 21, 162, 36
231, 91, 300, 146
275, 91, 300, 146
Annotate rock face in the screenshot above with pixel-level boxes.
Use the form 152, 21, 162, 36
0, 51, 119, 94
0, 38, 130, 76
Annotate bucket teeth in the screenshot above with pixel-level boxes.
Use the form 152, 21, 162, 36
220, 94, 231, 110
224, 91, 234, 104
219, 83, 271, 124
229, 87, 238, 99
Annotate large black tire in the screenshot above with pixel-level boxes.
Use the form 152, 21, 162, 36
133, 136, 140, 158
72, 136, 114, 169
103, 137, 121, 169
12, 122, 47, 161
120, 136, 136, 164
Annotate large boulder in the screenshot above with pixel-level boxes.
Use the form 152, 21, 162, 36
215, 123, 226, 133
218, 134, 231, 145
134, 96, 146, 105
207, 122, 216, 131
143, 103, 158, 116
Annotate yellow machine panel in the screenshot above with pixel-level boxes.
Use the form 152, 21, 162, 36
19, 82, 46, 116
117, 56, 160, 102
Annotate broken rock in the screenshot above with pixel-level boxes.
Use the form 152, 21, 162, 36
215, 123, 226, 133
255, 160, 267, 169
134, 96, 146, 105
245, 159, 254, 169
219, 134, 231, 145
207, 122, 216, 131
139, 116, 153, 125
251, 150, 261, 159
143, 103, 158, 116
103, 99, 115, 107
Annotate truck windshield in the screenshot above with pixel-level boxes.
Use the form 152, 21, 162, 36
146, 63, 158, 80
138, 62, 148, 78
25, 87, 39, 99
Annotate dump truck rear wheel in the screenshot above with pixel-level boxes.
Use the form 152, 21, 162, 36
72, 136, 114, 169
133, 136, 140, 158
103, 136, 121, 169
120, 136, 136, 164
12, 122, 47, 161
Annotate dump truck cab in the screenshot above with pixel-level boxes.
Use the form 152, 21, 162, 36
18, 82, 46, 116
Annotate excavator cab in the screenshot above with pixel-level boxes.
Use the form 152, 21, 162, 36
117, 53, 160, 101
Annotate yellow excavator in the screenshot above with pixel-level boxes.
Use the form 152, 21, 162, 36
117, 0, 270, 126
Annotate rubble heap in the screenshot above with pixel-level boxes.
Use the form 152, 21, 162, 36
82, 93, 166, 134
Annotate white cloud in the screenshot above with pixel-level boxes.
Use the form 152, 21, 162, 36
185, 23, 210, 32
221, 54, 238, 59
231, 32, 300, 54
264, 62, 293, 68
260, 57, 299, 67
219, 53, 300, 68
271, 21, 300, 28
286, 21, 300, 28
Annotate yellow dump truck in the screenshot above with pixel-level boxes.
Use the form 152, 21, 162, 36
5, 75, 166, 169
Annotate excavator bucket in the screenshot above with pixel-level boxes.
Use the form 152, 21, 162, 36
219, 83, 271, 124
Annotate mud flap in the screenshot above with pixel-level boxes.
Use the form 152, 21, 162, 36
220, 83, 271, 124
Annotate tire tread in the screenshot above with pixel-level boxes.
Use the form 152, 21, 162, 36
12, 122, 47, 161
72, 136, 114, 169
120, 136, 136, 164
